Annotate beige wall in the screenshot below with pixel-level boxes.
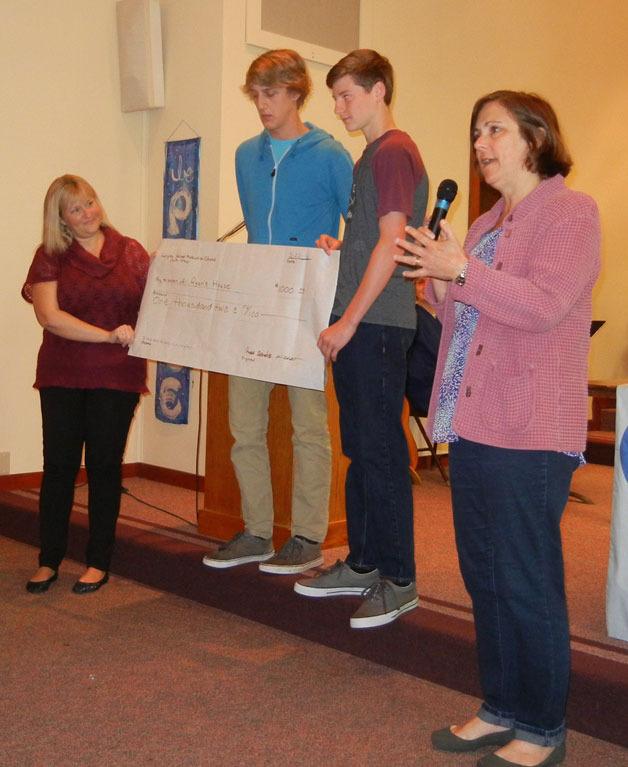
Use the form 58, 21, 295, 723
367, 0, 628, 379
4, 0, 628, 476
3, 0, 145, 474
138, 0, 223, 474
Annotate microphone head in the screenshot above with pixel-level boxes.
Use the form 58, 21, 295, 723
437, 179, 458, 203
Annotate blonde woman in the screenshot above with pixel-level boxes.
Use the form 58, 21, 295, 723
23, 175, 148, 594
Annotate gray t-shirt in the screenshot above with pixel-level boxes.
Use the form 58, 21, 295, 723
332, 129, 428, 329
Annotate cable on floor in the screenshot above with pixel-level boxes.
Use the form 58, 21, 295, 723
121, 486, 196, 527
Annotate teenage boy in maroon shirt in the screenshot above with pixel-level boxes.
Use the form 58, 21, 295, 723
295, 50, 429, 629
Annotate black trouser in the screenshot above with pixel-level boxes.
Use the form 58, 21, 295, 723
38, 387, 140, 571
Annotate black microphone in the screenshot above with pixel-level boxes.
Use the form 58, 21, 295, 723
428, 179, 458, 239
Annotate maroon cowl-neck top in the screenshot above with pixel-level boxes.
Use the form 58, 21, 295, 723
23, 226, 149, 393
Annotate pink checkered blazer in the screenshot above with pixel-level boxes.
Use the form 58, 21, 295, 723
427, 175, 601, 452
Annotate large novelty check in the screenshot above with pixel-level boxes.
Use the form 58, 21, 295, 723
129, 239, 339, 390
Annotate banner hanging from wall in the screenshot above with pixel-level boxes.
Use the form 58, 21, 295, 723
162, 137, 200, 240
156, 135, 201, 423
155, 363, 190, 425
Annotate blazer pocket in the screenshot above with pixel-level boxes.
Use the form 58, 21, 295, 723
480, 365, 535, 434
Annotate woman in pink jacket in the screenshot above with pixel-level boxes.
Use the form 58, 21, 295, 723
396, 92, 600, 767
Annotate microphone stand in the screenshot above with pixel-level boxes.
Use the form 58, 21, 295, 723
216, 220, 246, 242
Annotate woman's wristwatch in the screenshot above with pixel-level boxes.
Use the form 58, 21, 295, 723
454, 260, 469, 286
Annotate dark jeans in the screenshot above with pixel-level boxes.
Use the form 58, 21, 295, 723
449, 437, 578, 746
331, 318, 416, 583
39, 387, 140, 571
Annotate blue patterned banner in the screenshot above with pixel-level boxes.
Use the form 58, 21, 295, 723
156, 136, 200, 423
162, 137, 200, 239
155, 364, 190, 424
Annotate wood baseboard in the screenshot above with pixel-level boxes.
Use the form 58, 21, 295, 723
0, 462, 204, 492
133, 463, 205, 492
0, 471, 43, 491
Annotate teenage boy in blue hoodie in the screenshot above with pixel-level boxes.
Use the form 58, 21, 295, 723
295, 50, 429, 629
203, 49, 353, 574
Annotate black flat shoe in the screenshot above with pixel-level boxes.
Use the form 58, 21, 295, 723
477, 740, 566, 767
26, 571, 58, 594
432, 725, 515, 753
72, 572, 109, 594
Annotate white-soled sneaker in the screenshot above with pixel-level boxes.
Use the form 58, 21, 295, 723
294, 560, 379, 597
350, 579, 418, 628
202, 531, 274, 569
259, 536, 324, 574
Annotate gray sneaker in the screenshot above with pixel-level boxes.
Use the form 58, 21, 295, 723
350, 579, 418, 629
202, 531, 274, 569
259, 536, 324, 574
294, 560, 379, 597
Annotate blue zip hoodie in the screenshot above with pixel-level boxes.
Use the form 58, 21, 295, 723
235, 122, 353, 247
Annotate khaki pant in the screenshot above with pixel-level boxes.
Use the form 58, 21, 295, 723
228, 375, 331, 541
